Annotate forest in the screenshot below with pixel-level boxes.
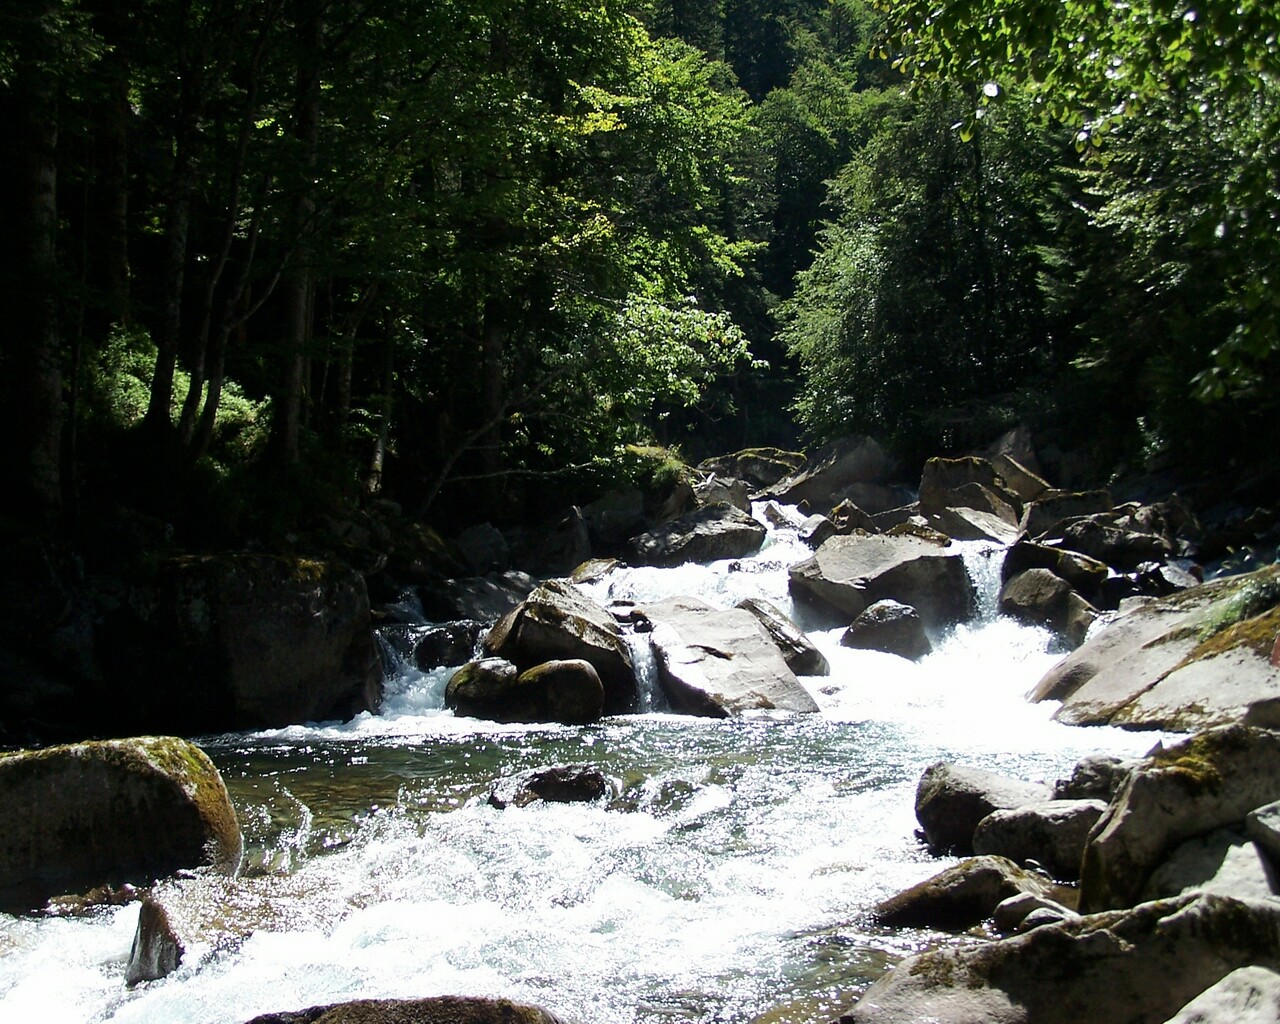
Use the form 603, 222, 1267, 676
2, 0, 1277, 547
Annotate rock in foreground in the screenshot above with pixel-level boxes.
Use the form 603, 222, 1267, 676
0, 737, 242, 911
244, 996, 572, 1024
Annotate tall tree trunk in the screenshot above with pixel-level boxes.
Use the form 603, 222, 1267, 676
5, 1, 64, 523
270, 0, 323, 466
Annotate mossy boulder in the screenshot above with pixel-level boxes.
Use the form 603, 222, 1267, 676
1031, 564, 1280, 731
482, 580, 636, 713
1079, 724, 1280, 913
840, 893, 1280, 1024
244, 996, 572, 1024
0, 736, 242, 911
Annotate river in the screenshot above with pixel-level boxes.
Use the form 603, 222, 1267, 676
0, 507, 1172, 1023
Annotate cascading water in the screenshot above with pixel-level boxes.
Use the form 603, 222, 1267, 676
0, 505, 1171, 1024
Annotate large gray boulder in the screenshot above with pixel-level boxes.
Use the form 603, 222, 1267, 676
629, 503, 766, 567
915, 762, 1052, 856
841, 599, 932, 661
736, 597, 830, 676
483, 580, 636, 712
973, 800, 1107, 881
641, 596, 819, 717
757, 435, 898, 511
1031, 565, 1280, 731
244, 997, 572, 1024
0, 737, 242, 911
445, 657, 605, 725
788, 534, 975, 629
1139, 828, 1278, 903
838, 893, 1280, 1024
1160, 966, 1280, 1024
1080, 725, 1280, 913
871, 855, 1050, 930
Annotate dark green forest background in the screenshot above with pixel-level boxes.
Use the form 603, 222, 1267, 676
3, 0, 1277, 547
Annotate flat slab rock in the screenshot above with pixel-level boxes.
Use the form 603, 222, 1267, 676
1031, 565, 1280, 731
788, 534, 975, 629
640, 596, 819, 717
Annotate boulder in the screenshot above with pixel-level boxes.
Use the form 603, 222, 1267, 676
1160, 965, 1280, 1024
799, 514, 838, 549
989, 453, 1051, 503
1246, 800, 1280, 864
757, 435, 896, 510
838, 893, 1280, 1024
841, 600, 932, 661
972, 800, 1107, 881
998, 569, 1098, 648
871, 855, 1049, 930
244, 997, 571, 1024
0, 737, 242, 911
1032, 565, 1280, 731
830, 499, 879, 535
446, 658, 605, 725
483, 580, 636, 713
1023, 489, 1115, 539
736, 597, 830, 676
693, 474, 752, 512
1054, 515, 1172, 571
394, 621, 483, 671
1140, 828, 1278, 903
993, 892, 1078, 934
927, 506, 1022, 545
1001, 539, 1110, 600
697, 447, 806, 490
582, 488, 647, 547
101, 554, 382, 732
919, 457, 1021, 522
629, 503, 766, 567
1080, 724, 1280, 912
915, 762, 1052, 856
419, 570, 538, 622
788, 534, 975, 630
1053, 754, 1134, 801
641, 596, 820, 717
488, 765, 611, 809
519, 507, 593, 577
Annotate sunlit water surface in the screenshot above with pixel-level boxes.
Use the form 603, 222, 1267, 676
0, 512, 1172, 1024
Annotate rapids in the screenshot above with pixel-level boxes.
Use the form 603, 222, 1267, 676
0, 507, 1173, 1024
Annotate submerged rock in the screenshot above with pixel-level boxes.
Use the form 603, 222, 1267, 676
642, 596, 819, 717
243, 996, 571, 1024
0, 736, 242, 911
788, 534, 975, 630
489, 766, 611, 809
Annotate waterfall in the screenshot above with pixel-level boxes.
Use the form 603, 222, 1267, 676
624, 630, 669, 713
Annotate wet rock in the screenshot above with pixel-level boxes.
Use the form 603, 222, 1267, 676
1161, 965, 1280, 1024
918, 457, 1021, 524
629, 503, 766, 567
799, 514, 838, 549
927, 506, 1022, 545
839, 893, 1280, 1024
871, 855, 1049, 930
993, 891, 1077, 934
1056, 515, 1172, 571
998, 568, 1098, 648
915, 762, 1051, 856
488, 766, 611, 809
446, 658, 604, 725
788, 534, 975, 630
568, 558, 620, 585
1001, 539, 1110, 600
1032, 565, 1280, 731
830, 499, 879, 535
641, 596, 819, 717
1140, 828, 1278, 903
757, 435, 897, 511
483, 580, 636, 713
244, 996, 572, 1024
0, 737, 242, 911
736, 597, 830, 676
126, 896, 183, 985
840, 600, 932, 661
694, 474, 752, 512
972, 800, 1107, 881
1080, 724, 1280, 913
409, 621, 486, 671
989, 453, 1051, 503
